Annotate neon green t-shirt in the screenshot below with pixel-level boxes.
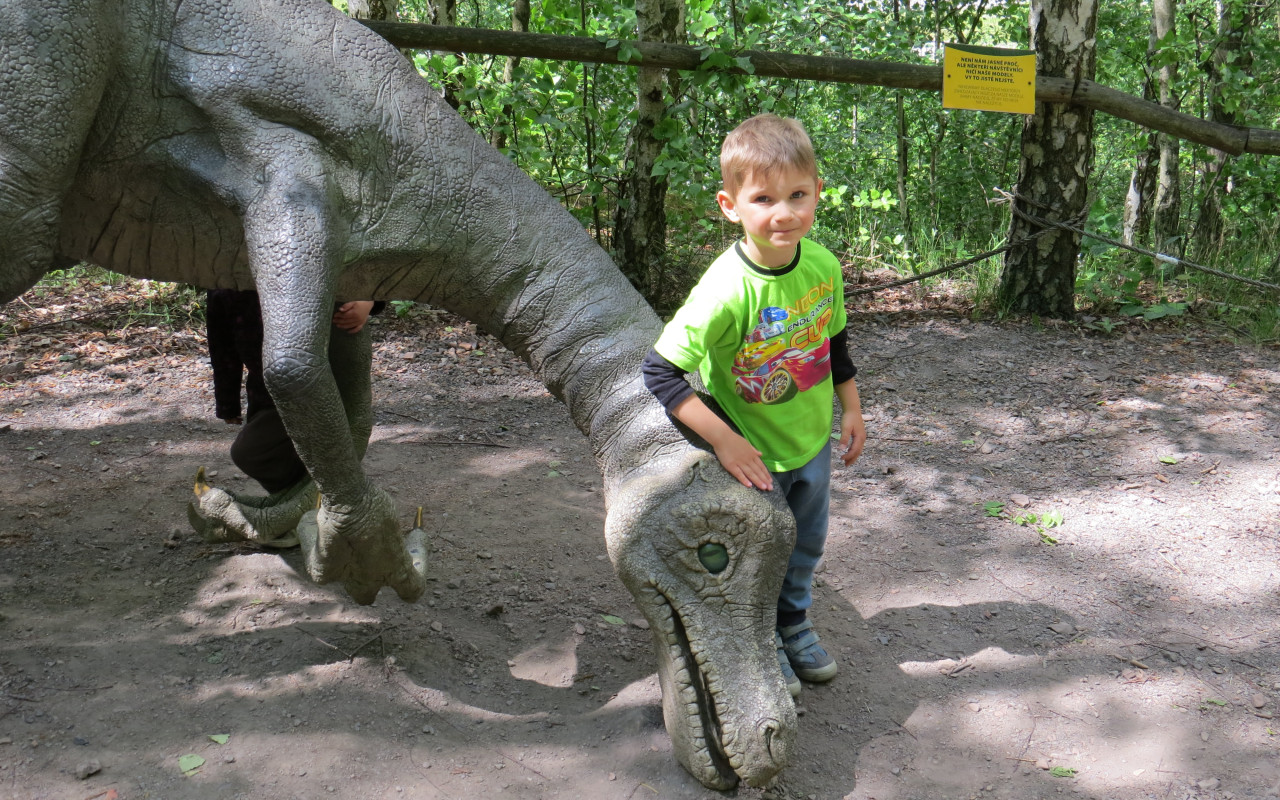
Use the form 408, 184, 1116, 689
654, 239, 847, 472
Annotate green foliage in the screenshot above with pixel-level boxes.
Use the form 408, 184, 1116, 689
381, 0, 1279, 313
983, 501, 1064, 545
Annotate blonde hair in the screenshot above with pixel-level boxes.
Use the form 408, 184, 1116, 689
720, 114, 819, 196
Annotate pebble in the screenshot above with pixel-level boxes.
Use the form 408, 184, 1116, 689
1252, 693, 1268, 709
1198, 778, 1220, 791
979, 442, 995, 454
75, 760, 102, 780
1010, 493, 1031, 507
967, 702, 981, 713
574, 623, 586, 635
1048, 622, 1076, 635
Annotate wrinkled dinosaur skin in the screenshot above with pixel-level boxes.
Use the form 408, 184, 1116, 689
0, 0, 798, 787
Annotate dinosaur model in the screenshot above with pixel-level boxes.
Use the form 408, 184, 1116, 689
0, 0, 801, 787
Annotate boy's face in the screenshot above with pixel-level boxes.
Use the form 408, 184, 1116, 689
717, 166, 822, 269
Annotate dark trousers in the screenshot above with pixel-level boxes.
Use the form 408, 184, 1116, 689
230, 407, 308, 494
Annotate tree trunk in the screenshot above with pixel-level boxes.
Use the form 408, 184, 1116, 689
1151, 0, 1181, 258
491, 0, 531, 152
613, 0, 685, 300
1122, 144, 1157, 247
1121, 2, 1163, 250
998, 0, 1098, 319
892, 0, 911, 234
1191, 0, 1251, 263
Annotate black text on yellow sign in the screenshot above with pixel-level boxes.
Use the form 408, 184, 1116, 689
942, 43, 1037, 115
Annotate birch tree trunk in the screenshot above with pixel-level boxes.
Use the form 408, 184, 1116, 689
1151, 0, 1181, 258
998, 0, 1098, 319
613, 0, 685, 300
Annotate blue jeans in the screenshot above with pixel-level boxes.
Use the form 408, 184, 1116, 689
774, 441, 831, 617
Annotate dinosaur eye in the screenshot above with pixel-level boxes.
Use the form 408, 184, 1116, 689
697, 543, 729, 574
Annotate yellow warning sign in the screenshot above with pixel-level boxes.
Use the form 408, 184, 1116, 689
943, 43, 1036, 115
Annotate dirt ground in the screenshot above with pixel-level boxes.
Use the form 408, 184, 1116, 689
2, 277, 1279, 800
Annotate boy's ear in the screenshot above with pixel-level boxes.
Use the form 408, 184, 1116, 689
716, 189, 739, 222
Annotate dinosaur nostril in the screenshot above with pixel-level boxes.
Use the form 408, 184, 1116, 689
758, 718, 781, 759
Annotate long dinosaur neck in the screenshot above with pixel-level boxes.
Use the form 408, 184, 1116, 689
386, 121, 683, 482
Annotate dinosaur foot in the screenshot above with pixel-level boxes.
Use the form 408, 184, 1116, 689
187, 467, 317, 547
294, 482, 428, 605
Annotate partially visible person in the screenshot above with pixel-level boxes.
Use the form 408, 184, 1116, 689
206, 288, 379, 494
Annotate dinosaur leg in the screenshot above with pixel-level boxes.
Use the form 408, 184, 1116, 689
0, 0, 113, 301
187, 319, 373, 546
327, 317, 375, 460
233, 127, 422, 605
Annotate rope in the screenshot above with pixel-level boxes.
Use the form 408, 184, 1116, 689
1003, 191, 1280, 293
847, 188, 1280, 297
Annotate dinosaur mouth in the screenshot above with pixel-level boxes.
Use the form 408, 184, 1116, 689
644, 584, 741, 788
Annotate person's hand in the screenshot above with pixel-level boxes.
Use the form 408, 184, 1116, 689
333, 301, 376, 333
838, 408, 866, 466
709, 431, 774, 491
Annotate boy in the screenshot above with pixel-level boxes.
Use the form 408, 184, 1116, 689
642, 114, 866, 697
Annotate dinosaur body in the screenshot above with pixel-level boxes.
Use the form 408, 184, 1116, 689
1, 0, 798, 787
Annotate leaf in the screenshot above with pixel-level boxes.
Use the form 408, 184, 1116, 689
178, 754, 206, 775
209, 734, 230, 745
90, 440, 101, 446
1205, 698, 1228, 706
983, 501, 1005, 518
1049, 766, 1077, 778
1158, 455, 1178, 465
601, 614, 626, 625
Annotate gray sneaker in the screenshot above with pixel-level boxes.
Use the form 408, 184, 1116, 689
775, 630, 802, 697
778, 619, 837, 683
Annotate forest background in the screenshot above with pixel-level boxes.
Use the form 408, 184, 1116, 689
339, 0, 1280, 337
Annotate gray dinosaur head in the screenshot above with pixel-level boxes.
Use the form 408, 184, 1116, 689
606, 448, 797, 789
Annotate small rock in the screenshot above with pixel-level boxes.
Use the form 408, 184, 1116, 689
1252, 693, 1268, 709
224, 755, 236, 763
1198, 778, 1220, 791
1010, 493, 1031, 507
1048, 622, 1075, 635
485, 604, 504, 616
1035, 758, 1050, 770
75, 760, 102, 780
430, 621, 443, 632
630, 618, 650, 630
573, 623, 586, 635
979, 442, 995, 455
890, 765, 901, 776
967, 702, 981, 713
